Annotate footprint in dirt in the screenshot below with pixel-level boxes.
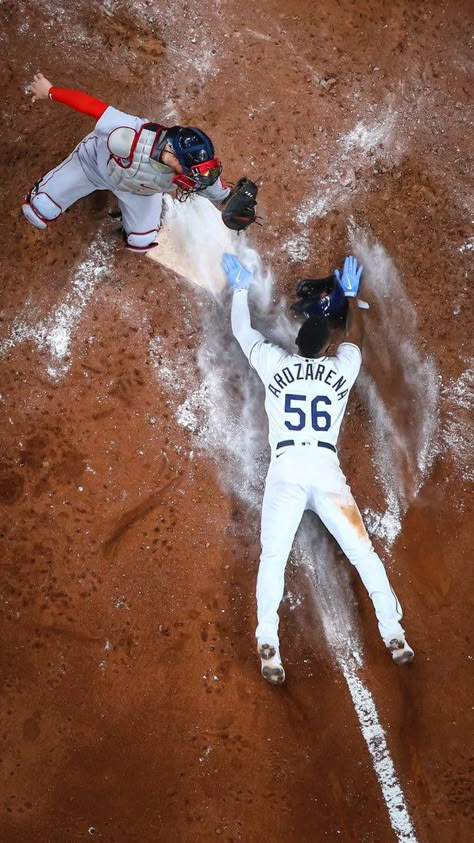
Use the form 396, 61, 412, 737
0, 470, 24, 504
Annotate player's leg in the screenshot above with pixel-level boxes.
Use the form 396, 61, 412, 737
115, 192, 163, 253
311, 485, 414, 663
22, 150, 97, 230
256, 468, 307, 676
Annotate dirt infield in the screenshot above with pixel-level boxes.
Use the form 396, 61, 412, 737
0, 1, 472, 841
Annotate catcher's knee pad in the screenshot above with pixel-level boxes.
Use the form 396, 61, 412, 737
125, 229, 158, 253
22, 189, 62, 230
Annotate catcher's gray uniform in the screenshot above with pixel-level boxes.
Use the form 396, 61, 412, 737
22, 105, 230, 252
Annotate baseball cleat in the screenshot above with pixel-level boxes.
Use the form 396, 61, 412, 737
387, 638, 415, 665
257, 643, 285, 685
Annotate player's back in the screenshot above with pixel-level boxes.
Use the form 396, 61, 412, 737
248, 340, 362, 456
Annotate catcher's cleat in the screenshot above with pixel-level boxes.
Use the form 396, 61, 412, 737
386, 638, 415, 665
257, 643, 285, 685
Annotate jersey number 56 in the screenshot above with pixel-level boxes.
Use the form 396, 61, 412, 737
284, 394, 331, 432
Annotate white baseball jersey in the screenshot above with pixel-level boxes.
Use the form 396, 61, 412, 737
231, 290, 361, 456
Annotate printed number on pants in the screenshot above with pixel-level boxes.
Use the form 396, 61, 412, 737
284, 394, 331, 431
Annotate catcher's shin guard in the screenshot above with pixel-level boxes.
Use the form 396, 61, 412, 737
124, 229, 158, 253
22, 187, 62, 230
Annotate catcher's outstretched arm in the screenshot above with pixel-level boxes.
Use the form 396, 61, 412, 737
28, 72, 108, 119
199, 179, 231, 204
49, 88, 108, 119
231, 290, 266, 361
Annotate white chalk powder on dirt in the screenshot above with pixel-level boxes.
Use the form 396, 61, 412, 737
124, 0, 224, 82
459, 236, 474, 253
349, 224, 440, 549
441, 360, 474, 484
0, 230, 113, 378
287, 106, 404, 259
339, 108, 398, 154
283, 233, 311, 263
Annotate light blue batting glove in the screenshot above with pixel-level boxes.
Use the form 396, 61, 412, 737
221, 253, 253, 291
334, 255, 364, 298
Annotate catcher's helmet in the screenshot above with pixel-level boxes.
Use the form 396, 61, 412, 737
291, 274, 347, 323
165, 126, 222, 189
166, 126, 213, 169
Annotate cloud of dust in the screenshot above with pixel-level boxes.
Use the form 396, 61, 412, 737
349, 223, 440, 546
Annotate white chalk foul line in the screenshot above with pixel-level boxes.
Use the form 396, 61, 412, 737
340, 652, 418, 843
300, 542, 417, 843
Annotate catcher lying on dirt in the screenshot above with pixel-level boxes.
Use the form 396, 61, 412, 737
22, 72, 258, 253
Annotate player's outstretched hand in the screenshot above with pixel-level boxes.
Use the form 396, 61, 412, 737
334, 256, 363, 298
29, 72, 53, 102
221, 253, 253, 291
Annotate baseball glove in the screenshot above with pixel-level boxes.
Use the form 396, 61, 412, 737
221, 177, 258, 231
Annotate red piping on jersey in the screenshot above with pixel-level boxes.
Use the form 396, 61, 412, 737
108, 124, 166, 169
49, 88, 108, 120
106, 125, 139, 168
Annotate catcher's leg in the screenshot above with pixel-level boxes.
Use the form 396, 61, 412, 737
115, 191, 163, 253
22, 149, 96, 229
311, 486, 407, 647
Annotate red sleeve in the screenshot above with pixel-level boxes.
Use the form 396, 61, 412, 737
48, 87, 109, 120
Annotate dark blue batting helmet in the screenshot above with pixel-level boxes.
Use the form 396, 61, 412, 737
292, 274, 347, 321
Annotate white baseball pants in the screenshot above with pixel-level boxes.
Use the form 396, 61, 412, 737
256, 446, 405, 647
23, 144, 163, 252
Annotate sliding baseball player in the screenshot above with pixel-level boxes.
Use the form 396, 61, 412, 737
221, 253, 414, 685
22, 73, 257, 252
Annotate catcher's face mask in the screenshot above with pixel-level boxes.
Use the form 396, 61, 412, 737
188, 158, 223, 188
173, 158, 223, 192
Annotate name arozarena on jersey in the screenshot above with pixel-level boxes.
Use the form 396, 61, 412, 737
267, 359, 350, 400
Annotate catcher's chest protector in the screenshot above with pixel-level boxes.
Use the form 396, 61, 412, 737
107, 126, 175, 195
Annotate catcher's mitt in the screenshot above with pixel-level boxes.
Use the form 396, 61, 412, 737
221, 177, 258, 231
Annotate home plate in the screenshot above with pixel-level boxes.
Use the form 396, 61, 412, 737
147, 194, 238, 295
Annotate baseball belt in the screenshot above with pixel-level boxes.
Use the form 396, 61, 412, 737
276, 440, 336, 455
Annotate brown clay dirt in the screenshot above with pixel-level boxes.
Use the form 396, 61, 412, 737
0, 1, 473, 842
